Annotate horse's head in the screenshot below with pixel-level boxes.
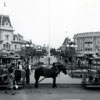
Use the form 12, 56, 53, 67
53, 62, 67, 75
59, 64, 67, 75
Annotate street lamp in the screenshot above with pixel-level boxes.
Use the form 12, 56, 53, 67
25, 43, 33, 63
20, 43, 34, 65
29, 44, 33, 64
36, 48, 42, 64
68, 41, 76, 76
56, 49, 61, 63
25, 44, 30, 63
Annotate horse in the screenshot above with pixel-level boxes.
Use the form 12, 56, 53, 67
34, 62, 67, 88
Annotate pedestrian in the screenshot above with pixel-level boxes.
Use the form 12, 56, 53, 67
5, 63, 16, 95
21, 66, 26, 87
18, 61, 22, 71
88, 58, 92, 69
77, 59, 81, 68
25, 62, 30, 84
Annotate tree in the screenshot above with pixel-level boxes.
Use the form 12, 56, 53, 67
61, 40, 76, 62
50, 48, 57, 56
16, 45, 36, 63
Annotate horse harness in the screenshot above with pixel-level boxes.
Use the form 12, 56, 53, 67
55, 64, 60, 74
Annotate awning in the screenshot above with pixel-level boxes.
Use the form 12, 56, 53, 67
92, 54, 100, 59
0, 50, 21, 59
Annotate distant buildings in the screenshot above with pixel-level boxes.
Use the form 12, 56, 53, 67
74, 32, 100, 55
0, 15, 25, 52
61, 37, 76, 53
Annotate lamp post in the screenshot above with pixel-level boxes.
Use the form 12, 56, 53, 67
25, 44, 30, 63
56, 49, 61, 63
25, 43, 33, 63
68, 41, 76, 76
36, 48, 42, 64
29, 44, 33, 64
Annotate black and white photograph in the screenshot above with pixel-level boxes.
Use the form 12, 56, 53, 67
0, 0, 100, 100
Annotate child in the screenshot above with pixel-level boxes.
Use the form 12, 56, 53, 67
5, 63, 16, 95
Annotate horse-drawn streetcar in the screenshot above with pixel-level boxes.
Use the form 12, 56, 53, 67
82, 55, 100, 88
82, 69, 100, 88
0, 53, 25, 88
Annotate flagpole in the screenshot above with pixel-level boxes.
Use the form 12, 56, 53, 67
48, 0, 51, 65
4, 1, 6, 7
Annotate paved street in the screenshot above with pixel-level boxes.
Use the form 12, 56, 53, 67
0, 71, 100, 100
0, 57, 99, 100
0, 84, 100, 100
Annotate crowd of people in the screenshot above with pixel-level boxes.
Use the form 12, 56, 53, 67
4, 61, 31, 95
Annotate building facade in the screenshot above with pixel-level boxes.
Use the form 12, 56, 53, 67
74, 32, 100, 55
0, 14, 25, 52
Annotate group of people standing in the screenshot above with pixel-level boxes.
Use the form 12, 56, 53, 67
17, 61, 31, 85
5, 61, 31, 95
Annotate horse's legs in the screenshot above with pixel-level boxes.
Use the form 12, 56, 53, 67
52, 77, 57, 88
34, 76, 40, 88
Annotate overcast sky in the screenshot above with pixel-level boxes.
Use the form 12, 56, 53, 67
1, 0, 100, 48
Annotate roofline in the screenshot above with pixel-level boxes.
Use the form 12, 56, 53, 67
0, 14, 9, 17
14, 33, 23, 37
74, 31, 100, 38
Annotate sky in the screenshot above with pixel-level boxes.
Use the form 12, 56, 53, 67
1, 0, 100, 48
